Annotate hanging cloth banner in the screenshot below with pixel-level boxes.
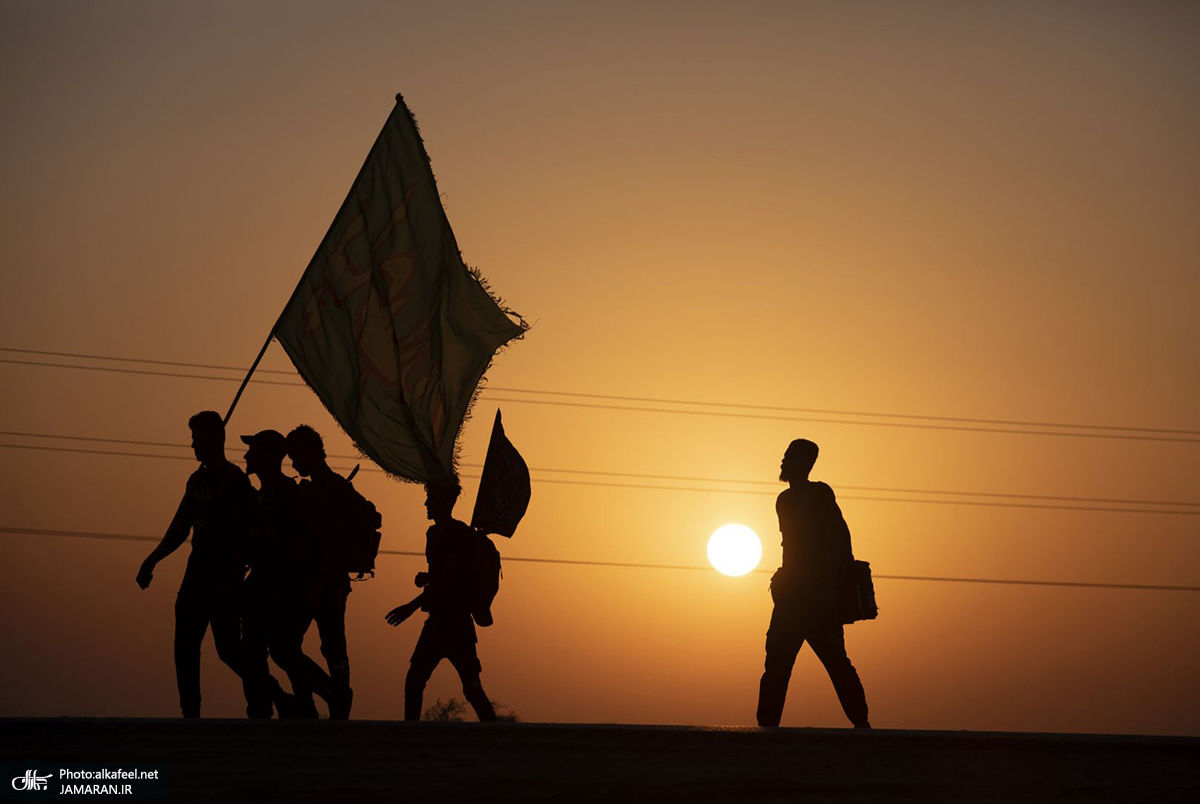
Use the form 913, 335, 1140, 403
274, 94, 526, 482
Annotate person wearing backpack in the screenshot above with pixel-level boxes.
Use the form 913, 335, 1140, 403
385, 476, 498, 722
756, 438, 871, 729
285, 424, 357, 719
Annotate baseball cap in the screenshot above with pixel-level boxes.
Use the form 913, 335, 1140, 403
240, 429, 288, 460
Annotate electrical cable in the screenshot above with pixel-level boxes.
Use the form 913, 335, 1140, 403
3, 525, 1197, 593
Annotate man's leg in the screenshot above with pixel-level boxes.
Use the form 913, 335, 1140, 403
314, 586, 352, 718
457, 672, 496, 722
446, 619, 496, 722
236, 583, 284, 719
757, 605, 804, 727
404, 619, 443, 721
808, 625, 870, 728
209, 584, 273, 718
267, 609, 326, 717
173, 589, 209, 718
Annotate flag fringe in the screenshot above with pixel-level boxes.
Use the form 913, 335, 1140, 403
405, 91, 529, 480
283, 279, 527, 488
450, 259, 529, 480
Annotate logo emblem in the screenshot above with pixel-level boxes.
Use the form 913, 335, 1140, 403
11, 770, 52, 791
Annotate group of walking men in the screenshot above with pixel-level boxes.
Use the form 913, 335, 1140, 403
135, 409, 866, 728
135, 412, 354, 718
135, 410, 498, 722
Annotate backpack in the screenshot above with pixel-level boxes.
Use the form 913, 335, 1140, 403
333, 474, 383, 579
469, 532, 501, 627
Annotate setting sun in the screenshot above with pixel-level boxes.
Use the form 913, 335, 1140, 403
706, 524, 762, 577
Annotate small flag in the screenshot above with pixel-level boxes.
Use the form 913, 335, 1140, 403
274, 94, 525, 482
471, 410, 530, 539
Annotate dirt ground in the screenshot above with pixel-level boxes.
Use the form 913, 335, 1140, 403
2, 719, 1197, 803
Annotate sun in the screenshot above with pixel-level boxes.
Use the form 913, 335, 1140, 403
707, 524, 762, 577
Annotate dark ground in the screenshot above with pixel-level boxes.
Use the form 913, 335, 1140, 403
2, 719, 1197, 803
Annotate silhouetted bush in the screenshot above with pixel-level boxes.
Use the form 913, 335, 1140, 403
422, 697, 519, 722
422, 698, 467, 722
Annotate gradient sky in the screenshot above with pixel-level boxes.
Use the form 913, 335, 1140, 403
1, 0, 1198, 735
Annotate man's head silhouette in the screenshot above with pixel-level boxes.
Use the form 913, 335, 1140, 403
780, 438, 819, 483
241, 429, 287, 478
188, 410, 225, 465
424, 476, 462, 523
286, 425, 325, 478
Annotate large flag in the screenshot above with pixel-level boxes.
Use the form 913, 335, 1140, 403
470, 410, 531, 538
274, 94, 526, 482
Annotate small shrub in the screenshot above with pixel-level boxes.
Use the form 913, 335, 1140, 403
422, 698, 467, 722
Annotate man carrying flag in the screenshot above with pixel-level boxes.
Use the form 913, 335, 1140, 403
385, 409, 530, 721
386, 476, 497, 722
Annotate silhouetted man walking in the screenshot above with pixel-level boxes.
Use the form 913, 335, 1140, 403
136, 410, 256, 718
286, 425, 354, 719
240, 428, 330, 719
757, 438, 870, 729
386, 477, 497, 722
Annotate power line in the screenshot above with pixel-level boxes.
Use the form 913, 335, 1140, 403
0, 347, 298, 377
477, 474, 1200, 516
513, 469, 1200, 508
1, 443, 197, 463
4, 525, 1197, 593
6, 429, 1198, 509
0, 358, 302, 387
4, 440, 1199, 517
481, 396, 1200, 444
4, 354, 1195, 444
0, 431, 203, 451
4, 348, 1198, 443
486, 387, 1200, 437
9, 345, 1199, 436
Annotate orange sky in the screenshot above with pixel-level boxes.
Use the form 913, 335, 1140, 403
1, 1, 1198, 735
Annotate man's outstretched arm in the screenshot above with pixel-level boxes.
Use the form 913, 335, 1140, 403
136, 497, 190, 589
385, 591, 426, 626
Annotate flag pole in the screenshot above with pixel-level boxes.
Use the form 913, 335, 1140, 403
221, 97, 411, 430
222, 324, 277, 426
